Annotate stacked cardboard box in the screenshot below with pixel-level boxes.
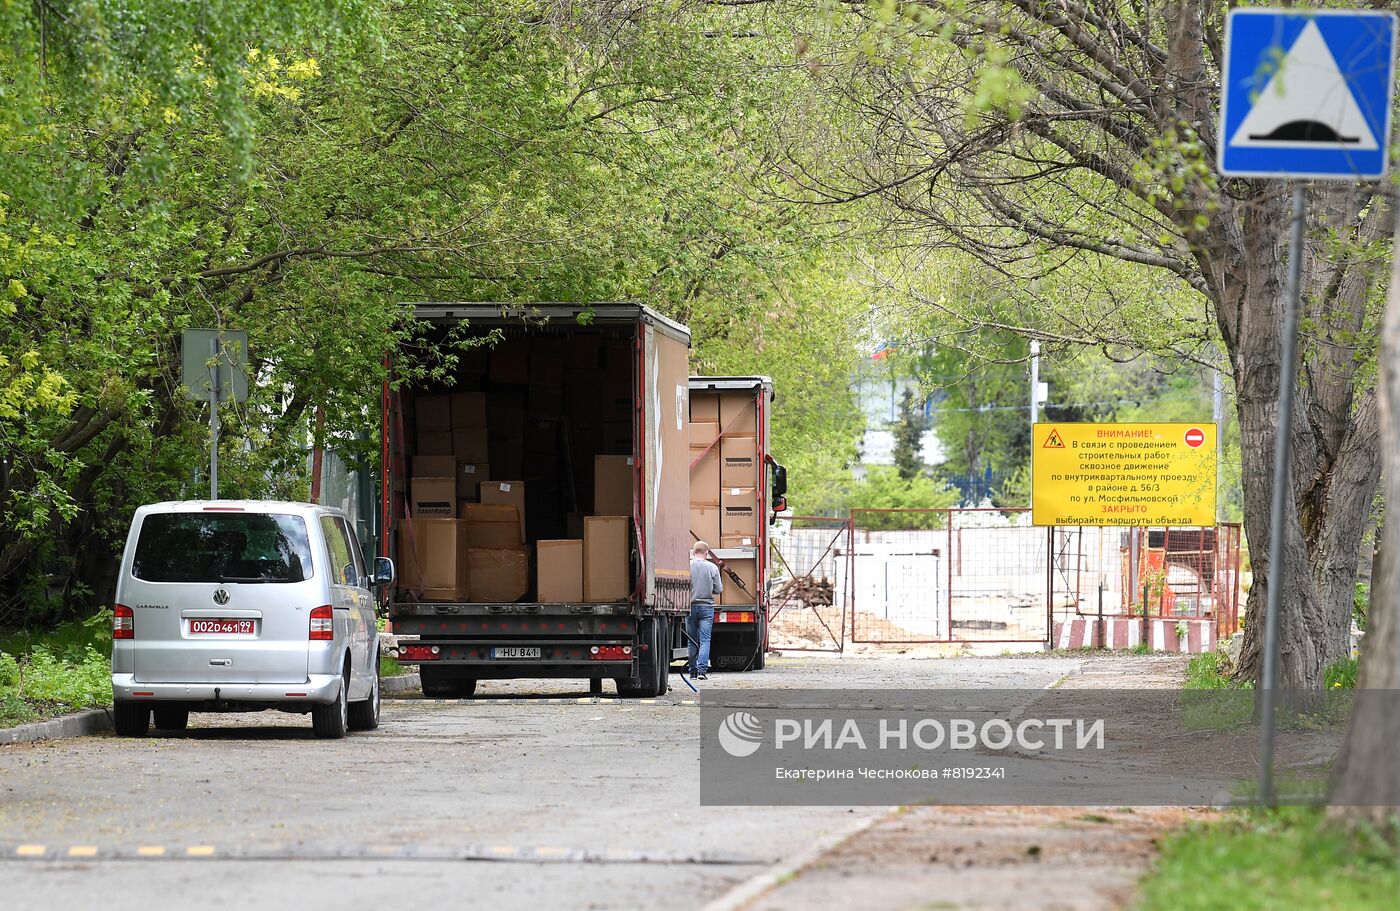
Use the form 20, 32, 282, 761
459, 501, 530, 602
537, 539, 583, 602
716, 390, 760, 604
584, 516, 629, 601
689, 392, 721, 547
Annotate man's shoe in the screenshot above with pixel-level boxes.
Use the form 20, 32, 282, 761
697, 673, 709, 680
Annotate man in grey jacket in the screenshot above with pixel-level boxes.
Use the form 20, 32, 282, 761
688, 540, 723, 680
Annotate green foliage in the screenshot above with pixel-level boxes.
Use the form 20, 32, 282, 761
1325, 658, 1359, 691
1353, 581, 1369, 632
848, 466, 958, 529
892, 388, 926, 481
1184, 652, 1232, 690
1138, 808, 1400, 911
380, 654, 404, 677
0, 611, 114, 726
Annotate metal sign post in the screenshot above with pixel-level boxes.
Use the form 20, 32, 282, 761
1219, 8, 1397, 806
181, 328, 250, 501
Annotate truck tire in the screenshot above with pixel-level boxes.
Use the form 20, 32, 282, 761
656, 615, 670, 695
752, 612, 767, 670
152, 707, 189, 731
420, 666, 477, 698
113, 702, 150, 737
312, 668, 350, 739
617, 618, 665, 699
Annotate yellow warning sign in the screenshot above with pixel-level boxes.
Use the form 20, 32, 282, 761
1032, 423, 1216, 527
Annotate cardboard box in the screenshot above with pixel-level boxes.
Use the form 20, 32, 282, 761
457, 461, 489, 500
525, 418, 559, 455
460, 344, 489, 376
415, 518, 467, 601
417, 394, 452, 431
396, 530, 421, 591
490, 433, 524, 480
480, 480, 527, 541
719, 557, 758, 606
603, 338, 633, 371
689, 446, 720, 505
720, 435, 758, 487
720, 533, 758, 550
416, 430, 453, 456
529, 386, 564, 416
594, 455, 633, 517
689, 421, 719, 449
719, 392, 757, 432
564, 374, 602, 420
489, 337, 530, 386
584, 516, 630, 602
411, 477, 457, 517
537, 539, 583, 602
465, 546, 530, 603
459, 502, 521, 548
690, 393, 719, 422
721, 486, 758, 536
451, 392, 487, 427
565, 335, 600, 370
451, 426, 489, 463
602, 420, 631, 454
412, 456, 456, 479
689, 504, 721, 545
530, 337, 567, 386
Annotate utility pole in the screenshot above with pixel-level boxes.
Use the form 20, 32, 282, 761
1029, 340, 1041, 426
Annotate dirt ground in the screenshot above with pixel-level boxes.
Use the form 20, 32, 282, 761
739, 655, 1214, 911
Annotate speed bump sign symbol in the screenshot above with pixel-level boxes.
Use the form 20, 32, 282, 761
1219, 9, 1398, 180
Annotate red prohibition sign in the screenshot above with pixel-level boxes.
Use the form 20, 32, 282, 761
1184, 427, 1205, 448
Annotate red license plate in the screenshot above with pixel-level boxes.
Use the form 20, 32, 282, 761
190, 619, 255, 635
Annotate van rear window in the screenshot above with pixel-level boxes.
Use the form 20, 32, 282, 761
132, 513, 314, 583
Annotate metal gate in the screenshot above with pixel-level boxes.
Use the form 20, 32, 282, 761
767, 517, 850, 653
849, 508, 1051, 644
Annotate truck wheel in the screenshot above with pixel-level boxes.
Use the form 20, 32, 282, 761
655, 615, 670, 695
752, 612, 767, 670
420, 666, 477, 698
312, 669, 350, 739
113, 702, 150, 737
152, 707, 189, 731
348, 662, 381, 731
617, 618, 665, 699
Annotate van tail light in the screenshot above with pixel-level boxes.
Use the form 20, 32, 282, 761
309, 605, 334, 640
113, 605, 134, 640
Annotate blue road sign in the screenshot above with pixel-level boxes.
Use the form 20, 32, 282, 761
1219, 9, 1397, 180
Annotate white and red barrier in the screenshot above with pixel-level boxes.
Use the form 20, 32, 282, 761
1054, 617, 1218, 654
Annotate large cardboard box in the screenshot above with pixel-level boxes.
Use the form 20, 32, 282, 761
566, 335, 601, 370
459, 502, 521, 548
451, 392, 487, 427
412, 455, 456, 479
584, 516, 630, 602
489, 337, 531, 386
396, 530, 421, 591
719, 558, 758, 606
528, 386, 564, 417
465, 546, 530, 603
537, 539, 583, 602
452, 426, 489, 463
719, 435, 758, 487
721, 486, 758, 536
457, 461, 489, 500
411, 477, 457, 517
416, 430, 453, 456
689, 504, 721, 545
564, 373, 602, 421
594, 455, 633, 517
530, 338, 567, 386
690, 393, 719, 422
480, 480, 527, 541
689, 421, 719, 449
417, 394, 452, 431
689, 445, 720, 505
415, 518, 467, 601
720, 533, 758, 550
719, 392, 757, 432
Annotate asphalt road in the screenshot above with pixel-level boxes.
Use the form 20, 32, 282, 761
0, 656, 1079, 910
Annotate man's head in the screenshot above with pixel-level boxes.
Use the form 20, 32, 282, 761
691, 541, 711, 558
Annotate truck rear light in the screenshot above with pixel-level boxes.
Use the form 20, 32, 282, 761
590, 645, 632, 661
309, 605, 334, 640
113, 604, 134, 639
716, 611, 755, 624
400, 644, 441, 661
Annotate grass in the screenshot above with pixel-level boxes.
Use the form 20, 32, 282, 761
0, 611, 114, 727
380, 654, 406, 677
1185, 651, 1237, 690
1137, 807, 1400, 911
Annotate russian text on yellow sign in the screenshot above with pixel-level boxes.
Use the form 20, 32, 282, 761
1031, 422, 1216, 527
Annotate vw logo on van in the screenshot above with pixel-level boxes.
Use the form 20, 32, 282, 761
212, 589, 231, 605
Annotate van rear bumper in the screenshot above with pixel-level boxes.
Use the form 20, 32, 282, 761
111, 673, 342, 705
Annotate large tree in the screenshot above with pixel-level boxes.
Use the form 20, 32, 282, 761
753, 0, 1387, 691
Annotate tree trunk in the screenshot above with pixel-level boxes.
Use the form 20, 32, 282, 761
1328, 222, 1400, 826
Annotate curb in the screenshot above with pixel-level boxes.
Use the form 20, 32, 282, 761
699, 808, 897, 911
382, 673, 421, 695
0, 707, 113, 745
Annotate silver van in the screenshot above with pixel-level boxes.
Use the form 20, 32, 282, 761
111, 501, 393, 739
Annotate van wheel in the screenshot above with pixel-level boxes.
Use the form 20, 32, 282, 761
113, 702, 150, 737
348, 662, 381, 731
312, 670, 349, 739
153, 707, 189, 731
